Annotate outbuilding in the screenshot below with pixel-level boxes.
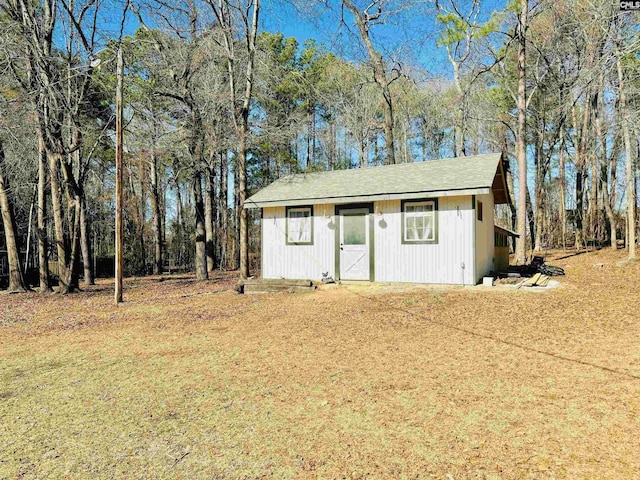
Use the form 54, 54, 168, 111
245, 153, 512, 285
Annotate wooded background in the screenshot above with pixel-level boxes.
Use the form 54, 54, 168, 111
0, 0, 638, 293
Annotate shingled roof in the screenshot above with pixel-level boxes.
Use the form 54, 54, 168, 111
245, 153, 509, 208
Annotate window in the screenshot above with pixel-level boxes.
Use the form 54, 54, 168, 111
477, 201, 483, 221
401, 199, 438, 244
343, 214, 366, 245
495, 232, 508, 247
286, 206, 313, 245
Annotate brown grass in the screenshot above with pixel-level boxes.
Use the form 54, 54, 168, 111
1, 249, 639, 479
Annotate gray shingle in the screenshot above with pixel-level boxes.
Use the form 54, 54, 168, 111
246, 153, 503, 208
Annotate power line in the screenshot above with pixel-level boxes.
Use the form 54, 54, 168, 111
340, 286, 640, 381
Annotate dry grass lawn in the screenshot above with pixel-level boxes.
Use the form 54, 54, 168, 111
1, 249, 639, 479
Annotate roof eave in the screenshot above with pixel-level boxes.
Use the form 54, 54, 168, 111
491, 154, 511, 205
244, 187, 491, 209
494, 225, 520, 237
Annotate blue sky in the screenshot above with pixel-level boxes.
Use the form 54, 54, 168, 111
107, 0, 507, 81
259, 0, 507, 78
261, 0, 452, 76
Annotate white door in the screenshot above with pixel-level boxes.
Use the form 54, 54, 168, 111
339, 209, 370, 280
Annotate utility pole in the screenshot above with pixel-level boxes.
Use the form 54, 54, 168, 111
115, 44, 124, 303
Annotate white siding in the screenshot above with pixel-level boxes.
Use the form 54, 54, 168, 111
474, 193, 495, 282
262, 204, 336, 280
261, 196, 483, 285
373, 196, 475, 285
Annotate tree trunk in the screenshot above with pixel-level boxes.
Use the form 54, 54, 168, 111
328, 120, 336, 169
175, 182, 185, 268
575, 165, 585, 249
217, 0, 259, 278
138, 163, 147, 274
559, 128, 567, 251
421, 118, 428, 162
66, 195, 81, 292
359, 136, 367, 168
453, 63, 466, 157
37, 135, 52, 292
219, 151, 228, 270
49, 152, 70, 292
526, 184, 535, 253
80, 195, 94, 285
193, 170, 208, 280
594, 86, 617, 250
515, 0, 528, 264
238, 128, 249, 279
402, 120, 411, 163
175, 181, 183, 228
447, 51, 468, 158
455, 105, 465, 157
150, 150, 163, 274
233, 152, 240, 271
0, 139, 26, 292
602, 164, 617, 250
59, 154, 81, 293
534, 129, 550, 252
311, 108, 316, 167
572, 102, 591, 250
307, 108, 316, 169
533, 123, 544, 252
380, 87, 396, 164
618, 53, 636, 259
588, 153, 599, 243
205, 163, 216, 272
506, 168, 518, 253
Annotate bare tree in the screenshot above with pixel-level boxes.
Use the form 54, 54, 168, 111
341, 0, 397, 164
0, 138, 26, 292
558, 125, 567, 250
436, 0, 478, 157
617, 42, 636, 260
514, 0, 528, 264
594, 74, 619, 251
203, 0, 261, 279
37, 136, 52, 291
130, 0, 213, 280
3, 0, 103, 293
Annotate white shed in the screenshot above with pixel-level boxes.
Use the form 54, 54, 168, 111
245, 153, 511, 285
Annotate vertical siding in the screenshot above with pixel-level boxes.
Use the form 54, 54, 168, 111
262, 195, 482, 285
262, 204, 335, 280
374, 196, 475, 285
474, 192, 495, 281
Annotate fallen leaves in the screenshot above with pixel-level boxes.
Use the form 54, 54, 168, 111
0, 250, 639, 478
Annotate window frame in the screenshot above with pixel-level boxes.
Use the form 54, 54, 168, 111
285, 205, 314, 245
400, 198, 438, 245
477, 200, 483, 222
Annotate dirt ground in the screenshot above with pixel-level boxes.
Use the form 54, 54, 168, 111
1, 249, 639, 479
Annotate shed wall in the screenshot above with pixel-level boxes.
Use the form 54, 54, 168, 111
474, 192, 495, 282
494, 246, 510, 271
262, 204, 336, 280
262, 196, 478, 285
373, 196, 475, 285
